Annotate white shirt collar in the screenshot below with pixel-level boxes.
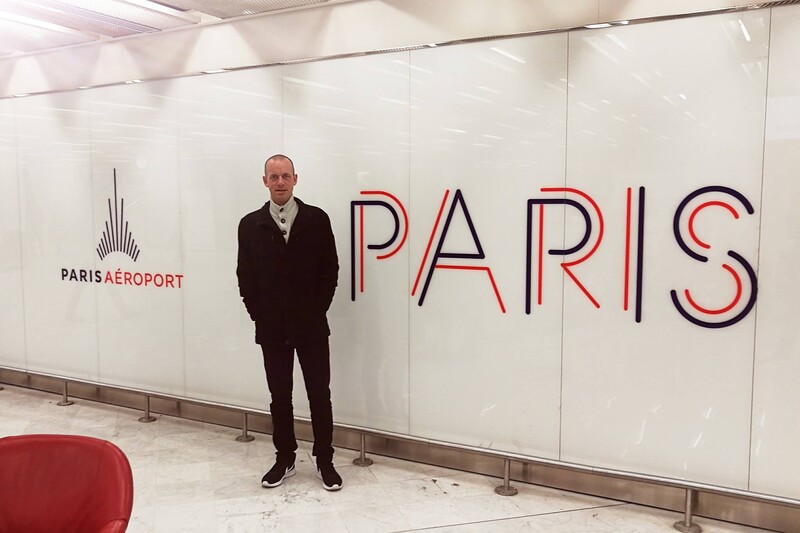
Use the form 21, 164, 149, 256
269, 195, 297, 217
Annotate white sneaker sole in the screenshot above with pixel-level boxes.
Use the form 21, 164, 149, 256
262, 465, 295, 488
316, 469, 342, 491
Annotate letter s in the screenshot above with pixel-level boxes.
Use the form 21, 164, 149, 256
670, 186, 757, 329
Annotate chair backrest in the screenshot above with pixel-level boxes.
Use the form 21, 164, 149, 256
0, 434, 134, 533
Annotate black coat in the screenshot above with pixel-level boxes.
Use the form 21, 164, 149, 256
237, 198, 339, 345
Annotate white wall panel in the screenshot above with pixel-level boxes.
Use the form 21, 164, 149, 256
562, 12, 768, 486
16, 93, 98, 378
407, 35, 568, 455
177, 69, 284, 408
89, 82, 185, 395
0, 99, 25, 369
283, 54, 411, 432
751, 5, 800, 499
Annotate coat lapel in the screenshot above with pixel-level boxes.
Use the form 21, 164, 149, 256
255, 203, 273, 227
289, 198, 312, 238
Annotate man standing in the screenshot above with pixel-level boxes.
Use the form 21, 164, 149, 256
237, 154, 342, 491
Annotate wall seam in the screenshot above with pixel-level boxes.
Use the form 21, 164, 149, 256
12, 98, 29, 372
406, 49, 413, 436
558, 31, 571, 462
88, 93, 101, 383
747, 6, 775, 494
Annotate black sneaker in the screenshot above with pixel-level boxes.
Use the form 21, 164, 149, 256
316, 463, 342, 491
261, 459, 295, 488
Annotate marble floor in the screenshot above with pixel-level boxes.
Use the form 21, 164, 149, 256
0, 384, 772, 533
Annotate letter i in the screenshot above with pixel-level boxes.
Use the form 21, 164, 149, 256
623, 187, 646, 323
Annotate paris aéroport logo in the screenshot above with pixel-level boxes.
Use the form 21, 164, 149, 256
60, 169, 183, 289
96, 169, 140, 262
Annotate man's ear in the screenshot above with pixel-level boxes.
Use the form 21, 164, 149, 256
262, 175, 269, 187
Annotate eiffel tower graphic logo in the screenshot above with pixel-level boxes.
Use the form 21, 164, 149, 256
96, 169, 140, 262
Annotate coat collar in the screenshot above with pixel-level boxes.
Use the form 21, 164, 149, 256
255, 197, 312, 235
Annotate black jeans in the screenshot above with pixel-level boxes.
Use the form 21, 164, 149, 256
260, 338, 334, 465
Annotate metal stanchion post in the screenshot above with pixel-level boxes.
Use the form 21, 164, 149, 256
674, 489, 702, 532
138, 395, 156, 423
495, 458, 518, 496
352, 433, 373, 466
56, 381, 73, 406
236, 412, 255, 442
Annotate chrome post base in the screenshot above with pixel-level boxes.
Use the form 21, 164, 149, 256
235, 412, 255, 442
138, 395, 156, 423
352, 433, 374, 466
674, 489, 702, 532
495, 458, 518, 496
56, 381, 73, 406
673, 522, 702, 533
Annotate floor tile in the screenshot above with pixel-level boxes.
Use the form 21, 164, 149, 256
0, 384, 772, 533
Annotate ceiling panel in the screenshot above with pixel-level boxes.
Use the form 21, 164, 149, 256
155, 0, 331, 19
0, 0, 345, 57
60, 0, 199, 28
0, 17, 94, 54
0, 0, 161, 37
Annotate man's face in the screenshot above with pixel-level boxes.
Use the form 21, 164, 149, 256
263, 158, 297, 205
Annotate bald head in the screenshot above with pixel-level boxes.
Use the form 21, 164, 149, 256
263, 154, 298, 206
264, 154, 295, 176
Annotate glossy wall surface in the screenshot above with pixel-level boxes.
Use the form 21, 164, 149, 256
1, 7, 798, 500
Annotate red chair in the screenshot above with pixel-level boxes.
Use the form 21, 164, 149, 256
0, 434, 134, 533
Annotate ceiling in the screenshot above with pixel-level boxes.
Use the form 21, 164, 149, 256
0, 0, 346, 57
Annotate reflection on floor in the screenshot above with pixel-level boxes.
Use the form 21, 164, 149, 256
0, 384, 770, 532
